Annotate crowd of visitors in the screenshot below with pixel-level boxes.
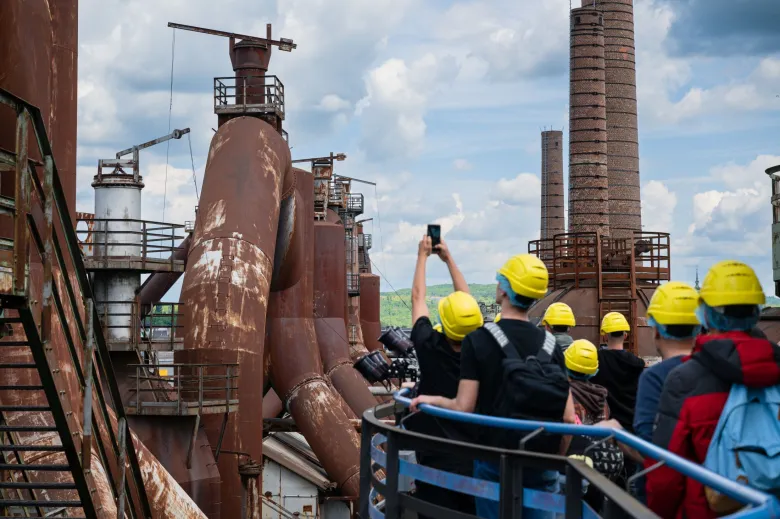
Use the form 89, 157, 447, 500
402, 235, 779, 519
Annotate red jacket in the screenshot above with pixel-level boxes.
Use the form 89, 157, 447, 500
646, 332, 780, 519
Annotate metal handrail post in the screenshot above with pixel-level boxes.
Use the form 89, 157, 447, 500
82, 300, 95, 469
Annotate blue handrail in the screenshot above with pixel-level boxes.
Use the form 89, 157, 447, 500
394, 389, 780, 515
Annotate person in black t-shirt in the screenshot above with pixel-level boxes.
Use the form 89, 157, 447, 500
407, 235, 482, 517
411, 254, 576, 519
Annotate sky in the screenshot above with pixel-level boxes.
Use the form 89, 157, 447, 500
75, 0, 780, 301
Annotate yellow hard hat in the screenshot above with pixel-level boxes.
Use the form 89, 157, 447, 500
494, 313, 501, 323
600, 312, 630, 335
497, 254, 549, 300
564, 339, 599, 375
438, 291, 484, 341
542, 302, 576, 327
433, 323, 443, 333
647, 282, 700, 326
699, 260, 765, 308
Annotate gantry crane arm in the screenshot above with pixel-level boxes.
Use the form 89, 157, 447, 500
167, 22, 296, 51
115, 128, 191, 159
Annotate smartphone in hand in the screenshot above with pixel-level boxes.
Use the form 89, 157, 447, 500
427, 224, 441, 248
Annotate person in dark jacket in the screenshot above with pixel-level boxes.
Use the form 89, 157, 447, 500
634, 282, 701, 443
590, 312, 645, 432
647, 260, 780, 519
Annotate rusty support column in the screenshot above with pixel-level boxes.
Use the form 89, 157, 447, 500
239, 459, 262, 519
315, 221, 378, 416
569, 8, 610, 235
178, 116, 291, 519
359, 273, 382, 352
269, 170, 362, 497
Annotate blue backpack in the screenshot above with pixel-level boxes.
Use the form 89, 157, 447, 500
703, 384, 780, 513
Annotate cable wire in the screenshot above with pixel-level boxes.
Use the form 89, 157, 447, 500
187, 132, 199, 200
369, 258, 410, 311
373, 184, 387, 275
162, 29, 176, 222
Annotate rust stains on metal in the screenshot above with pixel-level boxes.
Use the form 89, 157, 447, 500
268, 169, 362, 498
314, 221, 377, 415
238, 459, 262, 519
130, 414, 221, 518
359, 273, 382, 352
49, 0, 78, 218
178, 116, 291, 519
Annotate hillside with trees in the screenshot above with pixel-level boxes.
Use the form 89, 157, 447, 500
380, 284, 497, 327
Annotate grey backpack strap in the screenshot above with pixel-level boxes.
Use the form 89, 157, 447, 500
484, 323, 521, 361
538, 331, 556, 363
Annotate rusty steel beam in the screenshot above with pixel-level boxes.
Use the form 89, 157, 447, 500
314, 220, 377, 415
167, 22, 296, 51
268, 169, 362, 497
177, 116, 291, 519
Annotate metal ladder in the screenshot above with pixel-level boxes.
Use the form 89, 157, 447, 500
0, 88, 153, 518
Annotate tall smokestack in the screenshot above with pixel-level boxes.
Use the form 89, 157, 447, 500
540, 130, 565, 241
568, 8, 609, 235
584, 0, 641, 239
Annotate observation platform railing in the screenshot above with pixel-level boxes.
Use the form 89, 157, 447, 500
95, 300, 184, 352
126, 363, 238, 416
76, 217, 186, 272
213, 75, 285, 119
358, 389, 780, 519
528, 231, 671, 291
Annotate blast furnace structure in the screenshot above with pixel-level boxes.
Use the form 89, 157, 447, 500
0, 4, 382, 517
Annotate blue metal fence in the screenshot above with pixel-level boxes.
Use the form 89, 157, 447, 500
357, 389, 780, 519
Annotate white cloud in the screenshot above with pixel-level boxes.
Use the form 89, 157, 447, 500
642, 181, 678, 233
356, 54, 459, 160
491, 173, 541, 206
453, 158, 472, 171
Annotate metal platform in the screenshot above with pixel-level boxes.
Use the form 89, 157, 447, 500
360, 392, 780, 519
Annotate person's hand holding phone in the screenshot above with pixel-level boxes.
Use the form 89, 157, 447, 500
418, 235, 433, 258
435, 239, 451, 263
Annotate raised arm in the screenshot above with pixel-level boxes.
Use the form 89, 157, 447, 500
436, 239, 469, 294
412, 236, 432, 323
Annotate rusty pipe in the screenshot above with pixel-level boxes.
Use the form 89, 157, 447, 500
239, 459, 262, 519
268, 169, 362, 497
262, 388, 283, 419
359, 273, 382, 352
136, 234, 192, 313
314, 221, 378, 416
178, 116, 291, 519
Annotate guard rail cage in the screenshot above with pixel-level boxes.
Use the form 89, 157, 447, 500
358, 389, 780, 519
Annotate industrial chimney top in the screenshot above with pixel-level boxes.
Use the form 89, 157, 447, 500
168, 22, 296, 137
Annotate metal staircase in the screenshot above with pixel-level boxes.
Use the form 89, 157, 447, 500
0, 89, 152, 518
598, 236, 638, 352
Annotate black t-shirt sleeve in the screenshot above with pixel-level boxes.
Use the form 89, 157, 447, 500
460, 334, 480, 381
551, 343, 566, 371
411, 316, 434, 351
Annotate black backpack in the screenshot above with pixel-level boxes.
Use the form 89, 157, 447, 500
484, 323, 570, 453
